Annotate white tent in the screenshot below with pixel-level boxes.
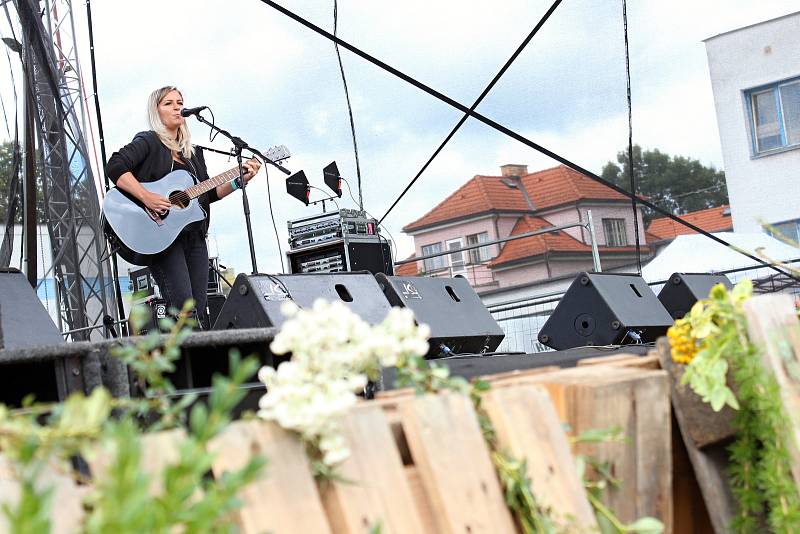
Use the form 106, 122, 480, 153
641, 232, 800, 283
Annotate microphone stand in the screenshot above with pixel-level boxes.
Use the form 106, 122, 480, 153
189, 113, 291, 275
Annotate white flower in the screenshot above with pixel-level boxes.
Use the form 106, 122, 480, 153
257, 300, 430, 469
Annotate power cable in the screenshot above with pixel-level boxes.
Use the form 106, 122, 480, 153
261, 161, 286, 273
622, 0, 641, 274
84, 0, 126, 329
378, 0, 562, 224
256, 0, 797, 281
333, 0, 362, 210
341, 176, 398, 265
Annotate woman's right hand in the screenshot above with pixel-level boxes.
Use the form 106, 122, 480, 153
141, 190, 172, 214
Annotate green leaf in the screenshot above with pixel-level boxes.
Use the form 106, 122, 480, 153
626, 516, 664, 533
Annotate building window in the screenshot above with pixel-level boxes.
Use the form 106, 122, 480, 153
603, 218, 628, 247
446, 238, 466, 273
768, 218, 800, 244
421, 242, 444, 272
746, 77, 800, 154
466, 232, 491, 263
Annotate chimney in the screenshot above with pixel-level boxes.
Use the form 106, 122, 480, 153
500, 164, 528, 177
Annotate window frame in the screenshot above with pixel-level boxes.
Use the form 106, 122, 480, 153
466, 231, 491, 264
744, 75, 800, 157
602, 218, 628, 247
767, 217, 800, 244
445, 238, 466, 274
421, 242, 445, 273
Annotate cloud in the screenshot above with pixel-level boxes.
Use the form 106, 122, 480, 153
3, 0, 799, 276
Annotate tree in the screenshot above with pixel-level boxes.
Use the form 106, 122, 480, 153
0, 139, 46, 224
601, 145, 729, 223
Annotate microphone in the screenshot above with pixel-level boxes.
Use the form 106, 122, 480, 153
180, 106, 208, 117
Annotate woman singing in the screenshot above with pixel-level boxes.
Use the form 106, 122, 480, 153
106, 86, 261, 328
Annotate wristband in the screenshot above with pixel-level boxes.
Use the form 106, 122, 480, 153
230, 179, 240, 191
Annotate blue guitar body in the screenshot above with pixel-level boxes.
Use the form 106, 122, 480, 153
102, 169, 206, 265
101, 144, 290, 265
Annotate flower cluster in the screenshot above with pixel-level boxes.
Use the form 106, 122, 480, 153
257, 299, 430, 470
667, 317, 698, 364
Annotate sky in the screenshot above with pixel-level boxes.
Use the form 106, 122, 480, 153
1, 0, 799, 276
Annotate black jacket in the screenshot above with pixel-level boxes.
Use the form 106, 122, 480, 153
106, 130, 220, 233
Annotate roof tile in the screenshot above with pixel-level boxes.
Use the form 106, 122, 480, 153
404, 165, 628, 232
647, 205, 732, 240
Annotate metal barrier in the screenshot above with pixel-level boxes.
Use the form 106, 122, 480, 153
485, 259, 800, 354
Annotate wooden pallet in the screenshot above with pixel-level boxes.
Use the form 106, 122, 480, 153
516, 365, 673, 533
0, 383, 596, 533
379, 361, 673, 532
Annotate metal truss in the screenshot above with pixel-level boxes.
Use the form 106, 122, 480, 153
14, 0, 115, 341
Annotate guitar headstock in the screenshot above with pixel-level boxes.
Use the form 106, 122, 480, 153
263, 145, 291, 164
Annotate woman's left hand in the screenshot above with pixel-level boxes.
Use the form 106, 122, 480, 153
242, 158, 261, 182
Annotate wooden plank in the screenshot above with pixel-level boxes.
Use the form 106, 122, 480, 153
481, 384, 598, 531
480, 365, 560, 385
399, 391, 516, 534
320, 404, 426, 534
743, 294, 800, 493
0, 455, 87, 534
0, 455, 20, 534
577, 352, 661, 370
656, 337, 736, 534
208, 419, 332, 534
523, 365, 673, 532
671, 414, 714, 534
660, 338, 735, 449
87, 428, 186, 496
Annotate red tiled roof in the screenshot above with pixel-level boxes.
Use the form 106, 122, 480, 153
647, 205, 732, 241
489, 215, 590, 266
394, 255, 419, 276
404, 165, 628, 232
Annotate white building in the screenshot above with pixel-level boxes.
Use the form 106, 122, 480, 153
704, 11, 800, 242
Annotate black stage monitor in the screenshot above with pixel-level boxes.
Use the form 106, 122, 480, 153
657, 272, 733, 320
538, 272, 674, 350
374, 274, 504, 358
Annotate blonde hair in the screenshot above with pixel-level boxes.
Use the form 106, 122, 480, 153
147, 86, 193, 159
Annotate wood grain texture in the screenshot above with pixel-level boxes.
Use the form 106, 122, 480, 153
481, 384, 598, 531
208, 420, 332, 534
523, 365, 673, 531
321, 403, 425, 534
399, 392, 516, 534
657, 337, 736, 534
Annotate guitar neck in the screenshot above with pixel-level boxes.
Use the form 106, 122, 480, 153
184, 166, 243, 199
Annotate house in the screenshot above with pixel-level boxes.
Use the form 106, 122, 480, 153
646, 204, 733, 255
704, 11, 800, 242
400, 164, 649, 302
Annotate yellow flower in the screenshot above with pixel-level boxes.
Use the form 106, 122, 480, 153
668, 318, 698, 365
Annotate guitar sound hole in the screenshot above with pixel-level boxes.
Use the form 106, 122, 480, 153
169, 191, 189, 209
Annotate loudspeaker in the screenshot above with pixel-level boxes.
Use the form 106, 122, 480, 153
212, 272, 393, 330
538, 272, 674, 350
657, 272, 733, 319
206, 293, 226, 329
374, 274, 505, 358
0, 268, 66, 405
0, 268, 63, 350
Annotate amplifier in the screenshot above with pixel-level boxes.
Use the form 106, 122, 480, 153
287, 239, 393, 276
287, 209, 380, 251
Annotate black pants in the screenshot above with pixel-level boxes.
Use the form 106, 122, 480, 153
149, 230, 209, 329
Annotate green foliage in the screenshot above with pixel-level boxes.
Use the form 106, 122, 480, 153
727, 331, 800, 533
394, 356, 565, 533
0, 301, 266, 533
680, 281, 752, 411
0, 140, 46, 225
601, 144, 728, 222
674, 280, 800, 532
